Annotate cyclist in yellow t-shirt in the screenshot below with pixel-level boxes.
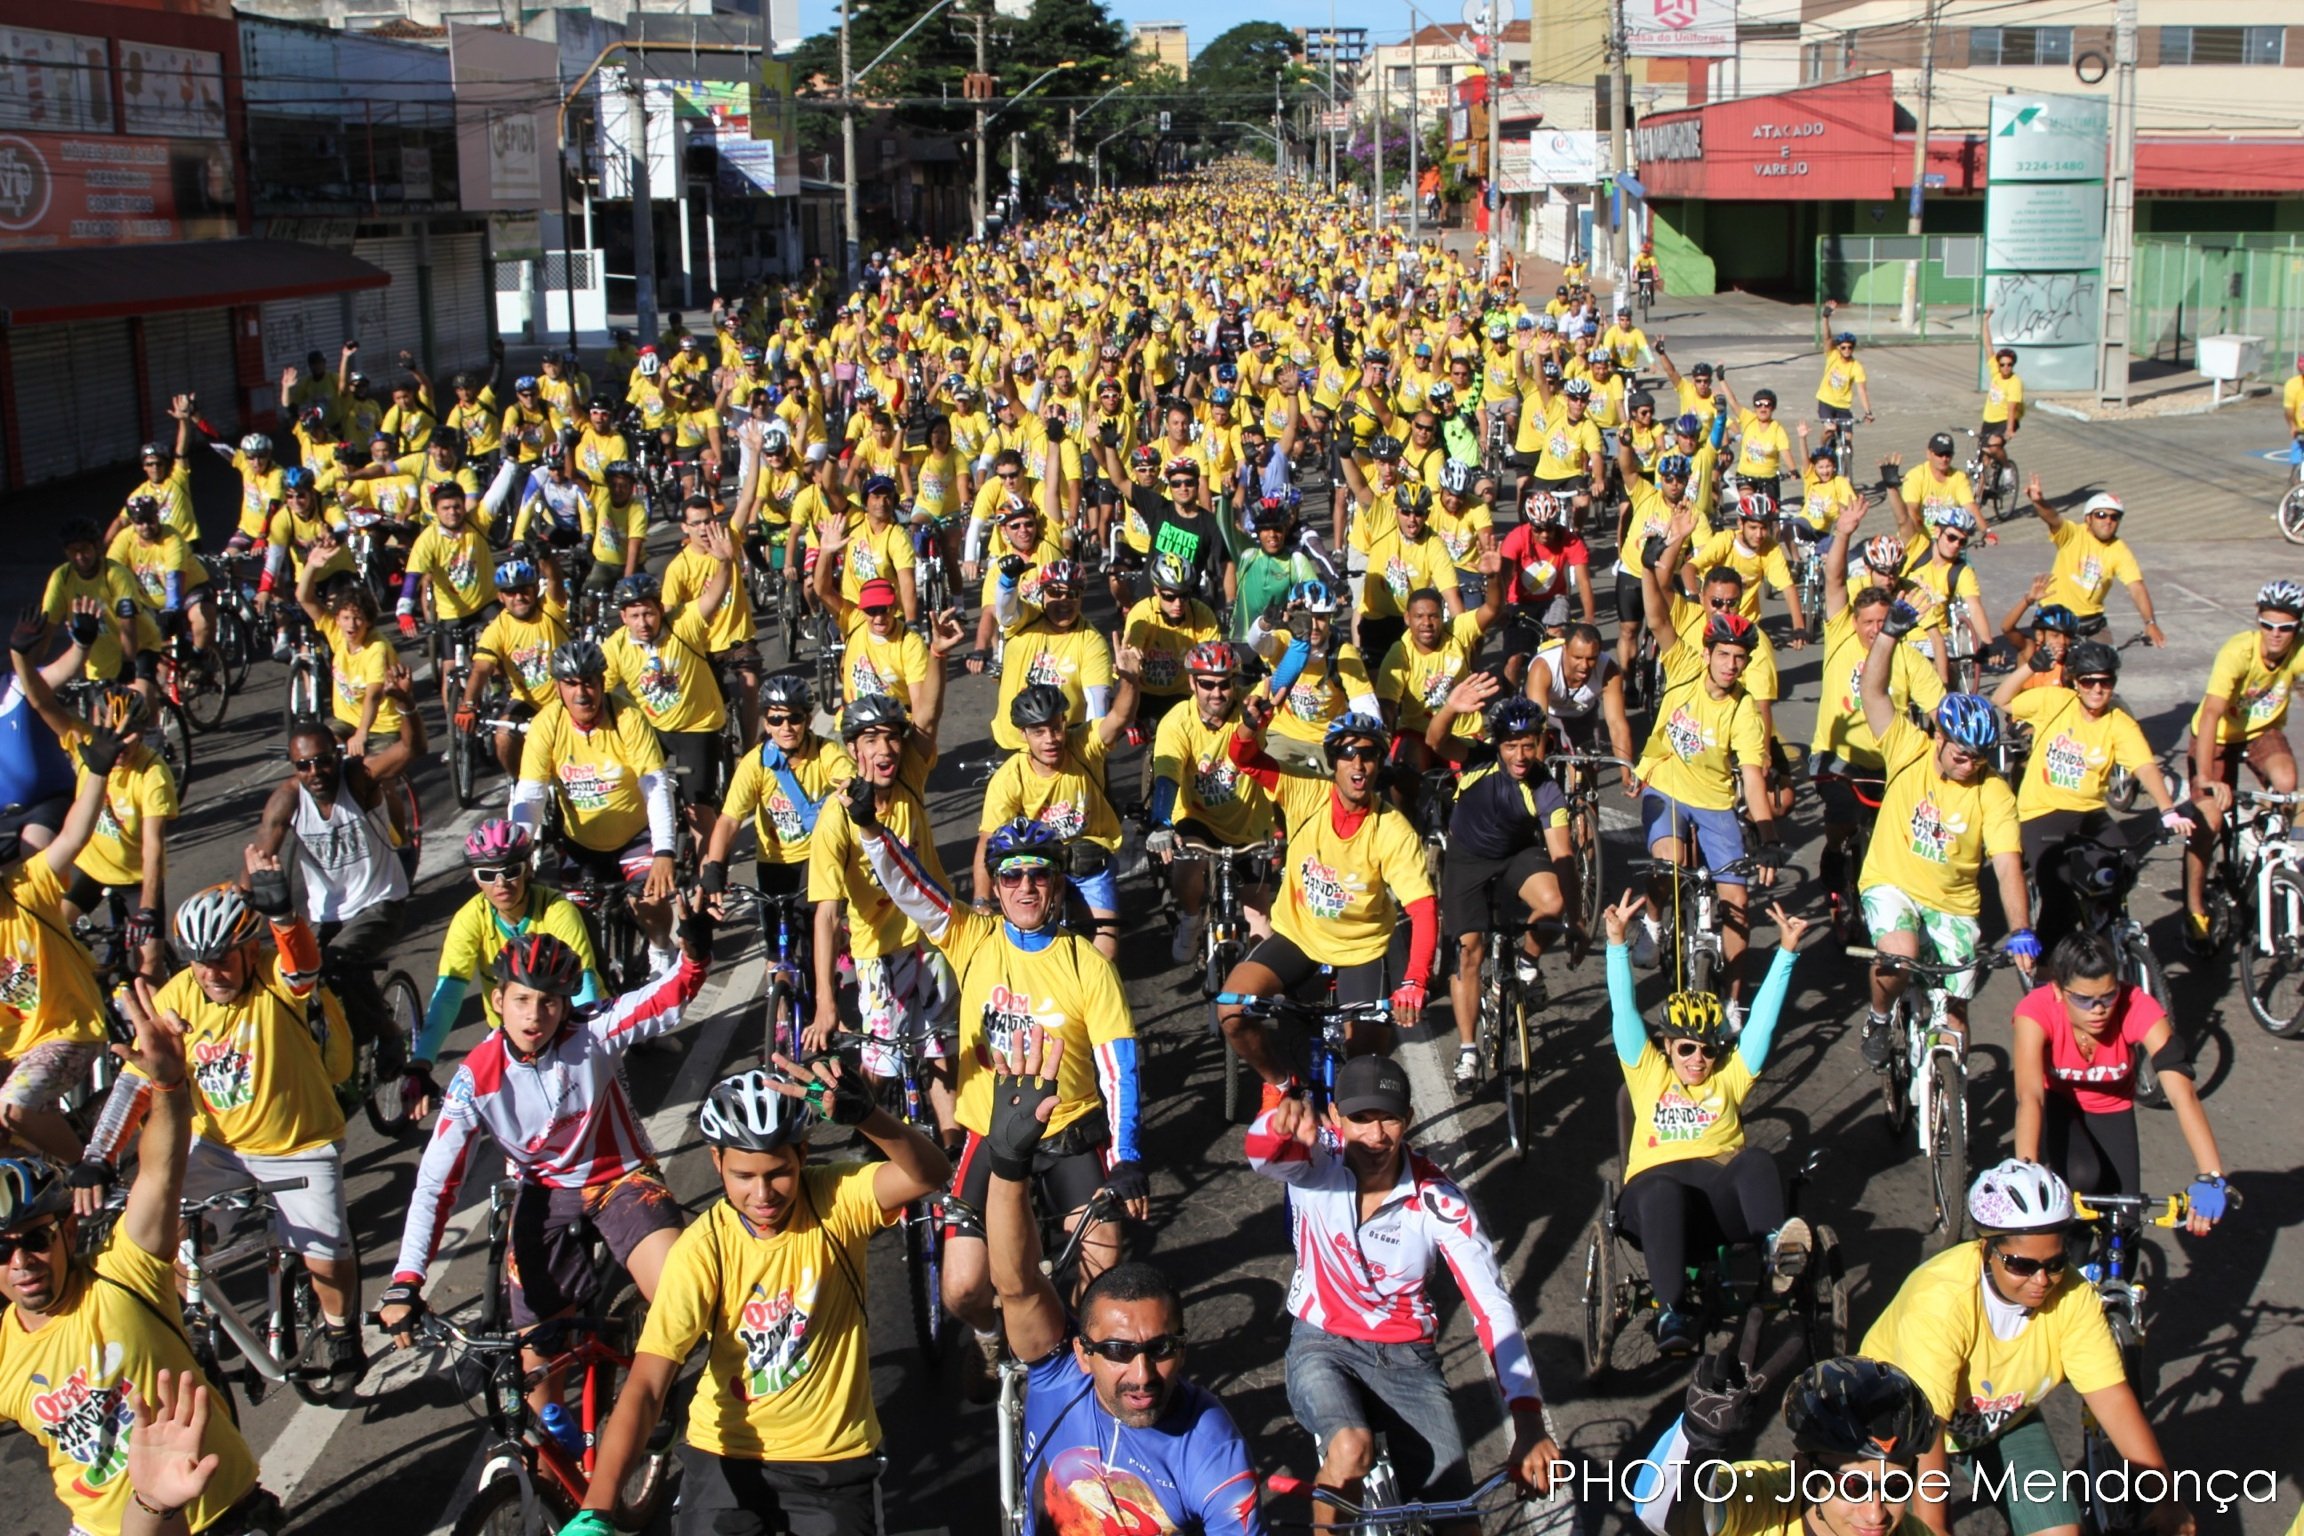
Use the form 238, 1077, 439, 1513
703, 675, 854, 907
47, 520, 155, 688
458, 553, 571, 779
2020, 480, 2165, 645
1728, 387, 1793, 502
112, 497, 214, 658
1814, 310, 1875, 429
603, 572, 728, 836
1853, 602, 2031, 1069
292, 545, 405, 760
2180, 581, 2304, 944
576, 1061, 948, 1527
1373, 561, 1505, 770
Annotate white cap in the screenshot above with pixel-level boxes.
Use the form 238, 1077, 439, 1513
2080, 491, 2125, 518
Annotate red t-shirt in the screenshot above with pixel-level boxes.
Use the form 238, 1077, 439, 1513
2012, 980, 2165, 1115
1498, 523, 1590, 608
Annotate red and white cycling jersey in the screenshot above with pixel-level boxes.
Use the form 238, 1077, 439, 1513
1245, 1108, 1542, 1408
391, 956, 705, 1284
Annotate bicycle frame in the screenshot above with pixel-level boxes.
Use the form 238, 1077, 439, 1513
180, 1181, 325, 1391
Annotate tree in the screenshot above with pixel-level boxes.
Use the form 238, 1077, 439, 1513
1175, 21, 1323, 164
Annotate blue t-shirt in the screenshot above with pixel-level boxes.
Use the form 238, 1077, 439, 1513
1023, 1345, 1265, 1535
0, 680, 74, 812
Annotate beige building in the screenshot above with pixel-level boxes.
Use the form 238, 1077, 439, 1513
1132, 21, 1189, 80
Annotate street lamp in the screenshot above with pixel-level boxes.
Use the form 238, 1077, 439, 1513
1071, 77, 1132, 159
1092, 118, 1154, 198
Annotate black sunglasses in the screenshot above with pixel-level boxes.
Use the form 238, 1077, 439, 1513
291, 753, 336, 771
1672, 1039, 1727, 1061
1080, 1333, 1187, 1364
0, 1220, 62, 1263
1992, 1247, 2070, 1279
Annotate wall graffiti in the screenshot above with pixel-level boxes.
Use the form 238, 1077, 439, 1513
1986, 271, 2099, 347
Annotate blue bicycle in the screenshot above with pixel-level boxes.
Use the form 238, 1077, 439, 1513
1215, 981, 1393, 1117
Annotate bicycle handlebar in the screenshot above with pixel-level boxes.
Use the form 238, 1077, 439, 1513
1309, 1470, 1525, 1525
181, 1176, 309, 1212
2074, 1189, 2242, 1228
1845, 945, 2023, 979
1214, 992, 1394, 1023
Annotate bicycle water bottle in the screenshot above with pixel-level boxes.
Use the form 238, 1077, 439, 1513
538, 1401, 584, 1458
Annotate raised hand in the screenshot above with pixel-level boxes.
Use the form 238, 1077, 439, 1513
1602, 889, 1649, 948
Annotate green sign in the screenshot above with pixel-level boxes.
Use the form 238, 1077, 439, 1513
1984, 93, 2106, 392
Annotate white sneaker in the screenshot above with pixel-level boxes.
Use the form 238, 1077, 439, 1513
1170, 914, 1204, 967
1630, 914, 1662, 969
1768, 1216, 1813, 1296
1453, 1045, 1479, 1092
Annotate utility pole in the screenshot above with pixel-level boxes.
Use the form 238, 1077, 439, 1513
1900, 0, 1940, 329
1608, 0, 1629, 280
1484, 1, 1502, 281
1407, 16, 1419, 241
960, 7, 990, 235
1274, 74, 1285, 180
840, 0, 859, 285
626, 69, 659, 347
1374, 63, 1386, 224
2098, 0, 2137, 405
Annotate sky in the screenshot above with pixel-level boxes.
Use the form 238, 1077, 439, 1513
789, 0, 1432, 67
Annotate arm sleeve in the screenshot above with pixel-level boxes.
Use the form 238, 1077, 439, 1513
1425, 1173, 1543, 1406
416, 975, 469, 1065
1631, 1418, 1697, 1536
1083, 685, 1113, 719
1735, 946, 1802, 1074
392, 1076, 483, 1282
1608, 942, 1649, 1067
858, 825, 958, 945
273, 917, 322, 996
638, 765, 679, 854
589, 955, 708, 1051
1087, 967, 1142, 1166
1403, 894, 1437, 995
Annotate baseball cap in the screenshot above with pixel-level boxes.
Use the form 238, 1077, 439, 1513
1927, 432, 1956, 455
858, 579, 899, 608
1332, 1055, 1411, 1120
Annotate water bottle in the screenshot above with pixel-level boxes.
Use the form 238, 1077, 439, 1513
538, 1401, 584, 1458
2079, 1261, 2105, 1287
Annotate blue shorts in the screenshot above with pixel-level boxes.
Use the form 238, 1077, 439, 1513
1069, 862, 1118, 912
1639, 792, 1751, 885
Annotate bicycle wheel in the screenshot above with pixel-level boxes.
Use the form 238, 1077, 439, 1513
1879, 1006, 1913, 1139
1800, 1224, 1851, 1364
598, 1282, 674, 1526
2238, 867, 2304, 1036
178, 650, 232, 733
1513, 974, 1539, 1164
283, 1258, 335, 1407
214, 605, 254, 694
1217, 999, 1246, 1125
451, 1468, 577, 1536
1571, 794, 1603, 938
905, 1198, 946, 1372
283, 657, 322, 736
363, 971, 423, 1136
1926, 1052, 1970, 1251
2079, 1308, 2153, 1536
185, 1312, 242, 1423
1580, 1206, 1620, 1380
153, 700, 195, 795
450, 718, 481, 809
2279, 483, 2304, 546
2122, 935, 2173, 1108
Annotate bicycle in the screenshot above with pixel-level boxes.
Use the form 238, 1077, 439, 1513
714, 883, 814, 1063
1846, 945, 2022, 1249
2275, 442, 2304, 545
1213, 987, 1395, 1120
1550, 751, 1625, 942
1173, 835, 1273, 1121
278, 608, 330, 732
155, 616, 232, 734
996, 1188, 1124, 1536
2036, 827, 2174, 1107
2198, 785, 2304, 1035
1965, 428, 2021, 525
207, 552, 264, 696
178, 1177, 340, 1409
1781, 516, 1827, 636
394, 1309, 673, 1536
432, 617, 494, 809
810, 604, 847, 710
911, 515, 955, 629
564, 867, 656, 999
341, 959, 425, 1137
1943, 596, 1982, 696
1816, 773, 1885, 949
827, 1025, 947, 1370
1636, 268, 1655, 325
1633, 854, 1782, 999
1477, 917, 1575, 1162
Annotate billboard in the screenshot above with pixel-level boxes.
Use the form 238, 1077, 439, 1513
118, 42, 227, 139
0, 130, 237, 250
1984, 94, 2108, 392
450, 23, 556, 212
1625, 0, 1736, 58
0, 26, 116, 134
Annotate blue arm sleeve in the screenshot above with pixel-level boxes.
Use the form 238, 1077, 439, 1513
1146, 776, 1179, 827
1104, 1035, 1143, 1166
1607, 942, 1648, 1068
575, 969, 604, 1011
1267, 637, 1311, 699
1709, 408, 1728, 450
1735, 945, 1801, 1075
162, 571, 185, 611
415, 975, 468, 1065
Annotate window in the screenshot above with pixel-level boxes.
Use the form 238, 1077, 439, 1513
1390, 65, 1412, 93
2161, 26, 2284, 66
1970, 26, 2072, 66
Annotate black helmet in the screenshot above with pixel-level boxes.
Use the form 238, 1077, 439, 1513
549, 639, 607, 682
2066, 640, 2119, 681
1009, 683, 1070, 730
1784, 1357, 1940, 1466
612, 572, 662, 609
840, 694, 910, 742
489, 933, 588, 997
761, 675, 813, 714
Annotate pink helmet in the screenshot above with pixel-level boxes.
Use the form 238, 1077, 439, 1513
462, 818, 534, 869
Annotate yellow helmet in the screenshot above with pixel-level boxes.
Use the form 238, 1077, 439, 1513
1663, 990, 1726, 1044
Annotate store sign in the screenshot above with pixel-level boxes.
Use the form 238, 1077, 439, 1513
0, 26, 116, 134
717, 139, 778, 198
1984, 93, 2106, 392
1634, 118, 1702, 163
0, 130, 233, 249
118, 42, 227, 139
450, 23, 555, 213
1528, 129, 1597, 186
1633, 75, 1893, 201
1626, 0, 1736, 58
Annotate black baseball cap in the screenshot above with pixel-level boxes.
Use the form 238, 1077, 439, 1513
1927, 432, 1956, 455
1333, 1055, 1411, 1119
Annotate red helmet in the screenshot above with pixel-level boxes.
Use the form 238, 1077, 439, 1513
1184, 640, 1238, 677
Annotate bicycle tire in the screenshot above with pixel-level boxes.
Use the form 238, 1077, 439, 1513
2122, 936, 2173, 1107
214, 605, 254, 694
905, 1199, 946, 1373
154, 700, 195, 795
1216, 1001, 1246, 1125
450, 719, 481, 809
1572, 794, 1603, 938
2238, 867, 2304, 1035
1880, 1004, 1913, 1138
2278, 483, 2304, 546
1513, 975, 1539, 1163
284, 1258, 336, 1407
177, 651, 232, 733
282, 657, 322, 737
1801, 1224, 1851, 1364
599, 1281, 674, 1527
450, 1468, 578, 1536
2104, 764, 2139, 814
2080, 1308, 2153, 1536
1926, 1052, 1970, 1251
1581, 1206, 1620, 1380
363, 970, 423, 1136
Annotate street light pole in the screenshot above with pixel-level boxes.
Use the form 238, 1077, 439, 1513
840, 0, 858, 285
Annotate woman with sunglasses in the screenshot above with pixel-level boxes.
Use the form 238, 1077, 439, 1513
1863, 1160, 2195, 1536
1601, 889, 1811, 1357
1890, 502, 1992, 688
2011, 932, 2228, 1229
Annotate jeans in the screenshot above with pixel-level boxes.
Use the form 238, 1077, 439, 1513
1284, 1320, 1473, 1502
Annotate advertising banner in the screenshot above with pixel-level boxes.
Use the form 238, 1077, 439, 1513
0, 130, 236, 250
0, 26, 116, 134
450, 23, 555, 212
1984, 94, 2107, 391
1625, 0, 1736, 58
118, 42, 227, 139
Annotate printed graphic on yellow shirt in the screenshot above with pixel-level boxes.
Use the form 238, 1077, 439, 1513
1662, 701, 1717, 765
975, 982, 1067, 1072
736, 1268, 822, 1399
560, 759, 626, 813
1649, 1080, 1728, 1145
1297, 854, 1361, 921
32, 1339, 134, 1497
630, 649, 685, 715
1906, 791, 1965, 865
189, 1027, 257, 1111
2037, 727, 2101, 795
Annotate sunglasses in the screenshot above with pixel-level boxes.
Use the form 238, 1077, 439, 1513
502, 584, 539, 598
1940, 533, 1970, 548
1992, 1247, 2069, 1279
291, 753, 336, 771
861, 604, 896, 618
1191, 676, 1233, 692
2089, 510, 2124, 523
764, 712, 805, 727
1671, 1039, 1726, 1061
1412, 422, 1436, 432
2261, 619, 2299, 635
0, 1220, 61, 1264
472, 865, 527, 884
2064, 985, 2119, 1012
995, 470, 1021, 480
1079, 1333, 1187, 1364
995, 864, 1057, 887
1333, 744, 1383, 764
2074, 675, 2115, 689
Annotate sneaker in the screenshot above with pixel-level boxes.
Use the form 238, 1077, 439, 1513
963, 1329, 1005, 1406
324, 1323, 368, 1389
1453, 1045, 1479, 1093
1768, 1216, 1813, 1297
270, 632, 294, 664
1629, 914, 1662, 970
1860, 1013, 1894, 1071
1655, 1305, 1701, 1357
1170, 913, 1204, 967
1514, 950, 1543, 988
537, 1400, 584, 1458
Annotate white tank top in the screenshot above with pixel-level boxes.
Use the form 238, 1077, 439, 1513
1535, 639, 1617, 721
292, 783, 411, 923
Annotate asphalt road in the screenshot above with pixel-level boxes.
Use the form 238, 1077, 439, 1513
4, 381, 2302, 1535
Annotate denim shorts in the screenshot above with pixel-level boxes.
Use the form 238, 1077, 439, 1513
1284, 1320, 1473, 1501
1069, 862, 1118, 912
1639, 792, 1751, 885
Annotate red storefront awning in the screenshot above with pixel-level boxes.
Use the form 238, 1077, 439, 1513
1632, 74, 1897, 202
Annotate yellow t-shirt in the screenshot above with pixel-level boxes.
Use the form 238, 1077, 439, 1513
106, 529, 205, 614
1809, 610, 1946, 772
943, 910, 1134, 1139
1529, 406, 1605, 482
1350, 517, 1457, 622
44, 561, 156, 683
604, 607, 726, 735
2190, 629, 2303, 745
838, 514, 920, 607
1815, 353, 1868, 410
123, 462, 197, 541
445, 398, 503, 455
231, 449, 286, 540
981, 728, 1119, 852
1268, 645, 1374, 747
1983, 369, 2025, 425
1151, 707, 1273, 849
590, 489, 648, 568
2045, 520, 2140, 620
405, 522, 498, 621
1636, 643, 1768, 812
1860, 1241, 2125, 1452
435, 887, 599, 1031
0, 1234, 260, 1536
909, 448, 967, 520
1267, 771, 1431, 966
1675, 381, 1723, 437
1430, 499, 1495, 575
520, 699, 666, 854
1795, 469, 1859, 533
1375, 611, 1486, 738
325, 629, 404, 740
70, 746, 177, 891
160, 952, 349, 1156
476, 606, 573, 709
0, 858, 108, 1058
1733, 413, 1792, 481
840, 619, 931, 710
1122, 596, 1221, 699
1857, 718, 2021, 916
1901, 463, 1976, 525
640, 1177, 894, 1463
1689, 530, 1794, 622
1902, 554, 1982, 643
726, 737, 855, 867
994, 624, 1114, 751
1622, 1043, 1754, 1182
2008, 688, 2152, 820
808, 775, 938, 960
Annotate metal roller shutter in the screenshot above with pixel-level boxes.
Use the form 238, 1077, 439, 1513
9, 322, 141, 484
433, 232, 493, 375
262, 294, 350, 395
349, 236, 421, 362
143, 311, 239, 439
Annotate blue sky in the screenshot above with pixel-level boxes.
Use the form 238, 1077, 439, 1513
791, 1, 1414, 63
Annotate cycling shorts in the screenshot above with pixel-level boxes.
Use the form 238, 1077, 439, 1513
657, 728, 726, 802
1817, 403, 1855, 424
1243, 932, 1385, 1007
1442, 846, 1557, 944
183, 1138, 352, 1262
1639, 792, 1750, 885
946, 1122, 1110, 1242
1859, 886, 1985, 1002
2190, 727, 2295, 790
673, 1446, 881, 1536
0, 1038, 102, 1113
855, 946, 955, 1081
558, 832, 659, 886
505, 1167, 682, 1328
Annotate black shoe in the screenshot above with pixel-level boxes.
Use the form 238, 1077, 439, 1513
325, 1324, 368, 1388
1860, 1018, 1894, 1071
1655, 1305, 1700, 1357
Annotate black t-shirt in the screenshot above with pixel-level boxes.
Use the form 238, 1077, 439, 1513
1146, 505, 1229, 596
1447, 752, 1570, 862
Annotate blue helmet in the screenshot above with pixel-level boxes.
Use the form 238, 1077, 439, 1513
985, 817, 1065, 869
280, 466, 315, 493
1656, 453, 1693, 480
495, 557, 540, 590
2032, 604, 2079, 634
1930, 504, 1979, 534
1323, 712, 1387, 760
1935, 693, 2000, 751
1485, 697, 1545, 742
1673, 413, 1703, 436
1290, 578, 1336, 615
514, 374, 539, 393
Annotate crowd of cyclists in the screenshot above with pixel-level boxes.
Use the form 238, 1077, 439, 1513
0, 168, 2291, 1536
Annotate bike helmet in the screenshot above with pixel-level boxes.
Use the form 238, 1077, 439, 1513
1439, 461, 1476, 498
1810, 443, 1840, 465
1485, 319, 1510, 340
1967, 1157, 2074, 1234
1673, 413, 1703, 437
514, 375, 539, 393
1129, 445, 1161, 472
1250, 496, 1293, 531
1627, 389, 1656, 414
1662, 990, 1727, 1043
760, 674, 813, 715
612, 573, 663, 609
761, 423, 791, 453
1752, 389, 1778, 407
1009, 684, 1071, 730
1860, 534, 1906, 574
1563, 378, 1593, 401
637, 353, 661, 377
740, 346, 764, 366
462, 818, 533, 868
1427, 381, 1455, 403
1184, 640, 1238, 677
699, 1068, 815, 1152
542, 436, 569, 464
61, 517, 102, 549
1930, 505, 1979, 535
1525, 492, 1567, 527
1290, 579, 1337, 616
603, 460, 639, 484
173, 883, 267, 962
1784, 1358, 1939, 1466
281, 466, 316, 494
1934, 693, 2000, 751
840, 693, 911, 742
1210, 387, 1236, 408
94, 687, 151, 737
1396, 484, 1435, 518
985, 817, 1066, 869
1485, 697, 1545, 743
489, 932, 587, 997
1656, 454, 1692, 481
494, 557, 539, 591
239, 433, 273, 457
1367, 434, 1404, 463
2257, 580, 2304, 617
0, 1157, 69, 1234
1833, 331, 1858, 347
1149, 552, 1193, 594
1323, 711, 1386, 760
1704, 611, 1758, 652
2065, 641, 2120, 681
862, 474, 898, 501
549, 639, 608, 682
141, 441, 174, 462
1037, 559, 1081, 593
2031, 604, 2078, 634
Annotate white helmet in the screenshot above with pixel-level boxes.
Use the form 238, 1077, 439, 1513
637, 352, 662, 377
698, 1069, 815, 1152
240, 432, 274, 457
1967, 1158, 2073, 1234
761, 422, 791, 453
